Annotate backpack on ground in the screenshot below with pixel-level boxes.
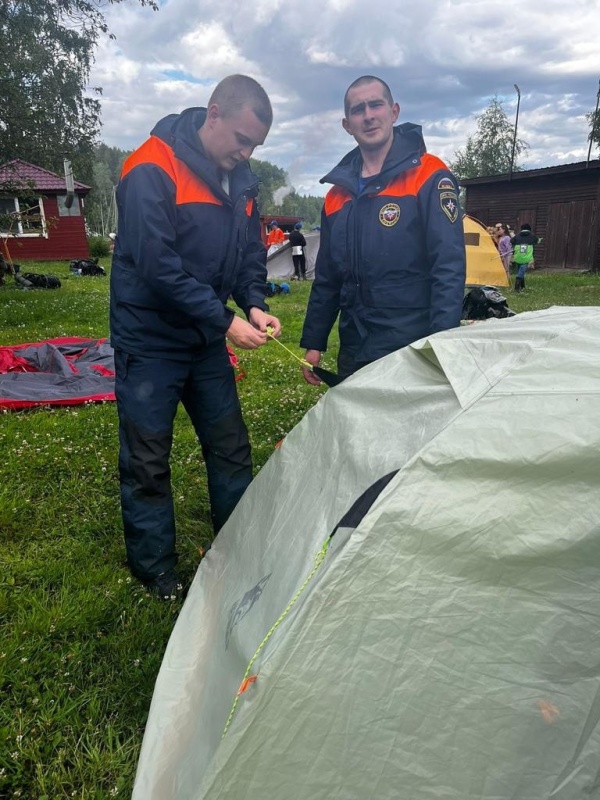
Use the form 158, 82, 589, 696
70, 258, 106, 277
265, 281, 282, 297
461, 286, 515, 320
264, 281, 291, 297
0, 254, 20, 275
21, 272, 62, 289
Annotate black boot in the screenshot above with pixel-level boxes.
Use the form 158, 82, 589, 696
514, 277, 523, 293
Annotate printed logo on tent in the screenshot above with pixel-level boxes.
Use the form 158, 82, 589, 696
437, 177, 455, 191
225, 574, 272, 649
440, 192, 459, 223
379, 203, 401, 227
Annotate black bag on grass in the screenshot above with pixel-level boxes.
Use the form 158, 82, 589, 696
264, 281, 290, 297
265, 281, 282, 297
70, 258, 106, 277
461, 286, 515, 320
21, 272, 61, 289
0, 254, 20, 274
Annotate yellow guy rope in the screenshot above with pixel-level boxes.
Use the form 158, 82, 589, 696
221, 539, 330, 738
266, 326, 312, 368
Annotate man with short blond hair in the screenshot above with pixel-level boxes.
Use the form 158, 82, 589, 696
110, 74, 281, 598
207, 73, 273, 128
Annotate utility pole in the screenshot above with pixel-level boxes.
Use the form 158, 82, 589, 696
509, 84, 521, 181
586, 79, 600, 167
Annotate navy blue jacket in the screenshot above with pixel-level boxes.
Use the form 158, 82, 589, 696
300, 124, 466, 368
110, 108, 269, 359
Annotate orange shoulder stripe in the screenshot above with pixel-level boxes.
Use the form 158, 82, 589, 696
324, 186, 352, 217
378, 154, 451, 198
120, 135, 223, 207
121, 136, 176, 182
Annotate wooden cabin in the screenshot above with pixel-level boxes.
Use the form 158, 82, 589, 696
461, 160, 600, 270
0, 159, 91, 261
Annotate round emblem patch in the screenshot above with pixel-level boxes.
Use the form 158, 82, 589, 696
379, 203, 401, 227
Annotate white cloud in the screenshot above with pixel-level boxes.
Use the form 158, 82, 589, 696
179, 22, 257, 75
89, 0, 600, 195
306, 47, 348, 67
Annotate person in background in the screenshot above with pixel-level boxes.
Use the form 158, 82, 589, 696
300, 75, 465, 383
510, 222, 541, 293
494, 223, 512, 280
266, 220, 285, 247
288, 221, 307, 280
110, 74, 281, 599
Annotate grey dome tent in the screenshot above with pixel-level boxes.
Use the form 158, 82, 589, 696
266, 231, 320, 281
133, 306, 600, 800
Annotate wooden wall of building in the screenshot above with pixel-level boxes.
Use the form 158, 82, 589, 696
465, 170, 600, 270
3, 194, 89, 262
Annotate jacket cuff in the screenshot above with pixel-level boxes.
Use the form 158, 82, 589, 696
243, 299, 269, 317
299, 336, 327, 352
204, 305, 236, 337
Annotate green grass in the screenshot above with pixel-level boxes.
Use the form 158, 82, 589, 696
0, 260, 329, 799
1, 262, 600, 798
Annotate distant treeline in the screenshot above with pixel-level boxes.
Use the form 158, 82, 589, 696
85, 144, 324, 236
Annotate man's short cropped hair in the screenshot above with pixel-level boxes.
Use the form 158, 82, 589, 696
208, 74, 273, 128
344, 75, 394, 117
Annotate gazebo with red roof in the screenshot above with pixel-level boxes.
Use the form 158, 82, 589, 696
0, 159, 91, 262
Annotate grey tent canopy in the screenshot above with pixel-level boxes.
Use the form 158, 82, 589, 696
134, 306, 600, 800
0, 337, 115, 409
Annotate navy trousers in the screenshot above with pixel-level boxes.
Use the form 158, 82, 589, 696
114, 342, 252, 581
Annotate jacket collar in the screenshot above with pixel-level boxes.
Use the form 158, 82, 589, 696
320, 122, 427, 193
150, 107, 260, 201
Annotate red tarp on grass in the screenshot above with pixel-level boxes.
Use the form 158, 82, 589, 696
0, 337, 115, 410
0, 338, 244, 410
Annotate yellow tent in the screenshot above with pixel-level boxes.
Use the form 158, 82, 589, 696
464, 215, 509, 287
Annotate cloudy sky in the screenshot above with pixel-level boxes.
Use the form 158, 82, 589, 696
90, 0, 600, 196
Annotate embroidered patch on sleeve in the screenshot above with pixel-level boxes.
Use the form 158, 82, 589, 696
437, 177, 455, 191
440, 191, 459, 223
